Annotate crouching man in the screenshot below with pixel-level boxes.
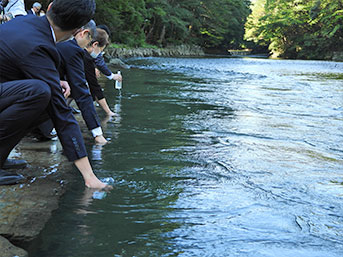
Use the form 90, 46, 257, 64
0, 0, 109, 189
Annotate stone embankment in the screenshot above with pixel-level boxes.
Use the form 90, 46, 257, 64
106, 44, 205, 59
331, 52, 343, 61
0, 137, 70, 257
0, 113, 94, 256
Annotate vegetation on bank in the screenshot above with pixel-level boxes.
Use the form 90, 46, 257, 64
26, 0, 251, 50
25, 0, 343, 59
245, 0, 343, 59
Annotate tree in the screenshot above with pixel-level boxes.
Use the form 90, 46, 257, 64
245, 0, 343, 59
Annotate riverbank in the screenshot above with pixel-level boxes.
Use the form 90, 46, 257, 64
0, 137, 68, 257
105, 44, 205, 59
0, 113, 95, 256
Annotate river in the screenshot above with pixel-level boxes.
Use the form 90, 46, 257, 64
27, 57, 343, 257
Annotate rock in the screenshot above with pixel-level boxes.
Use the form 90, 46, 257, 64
332, 51, 343, 61
108, 58, 130, 69
0, 178, 64, 242
0, 138, 71, 253
0, 236, 28, 257
106, 44, 205, 59
0, 113, 103, 254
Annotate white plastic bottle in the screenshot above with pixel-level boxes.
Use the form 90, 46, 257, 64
115, 71, 122, 90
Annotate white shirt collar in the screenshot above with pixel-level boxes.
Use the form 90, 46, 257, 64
50, 25, 56, 43
31, 8, 36, 16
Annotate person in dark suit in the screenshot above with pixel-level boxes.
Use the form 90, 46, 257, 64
85, 27, 122, 116
27, 2, 41, 16
93, 25, 122, 86
57, 20, 107, 145
0, 0, 109, 188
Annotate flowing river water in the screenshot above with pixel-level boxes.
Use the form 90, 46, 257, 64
27, 57, 343, 257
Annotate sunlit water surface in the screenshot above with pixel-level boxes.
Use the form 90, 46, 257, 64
28, 57, 343, 257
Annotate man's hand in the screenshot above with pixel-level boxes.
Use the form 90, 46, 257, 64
74, 157, 112, 189
60, 80, 71, 98
95, 68, 101, 79
95, 135, 108, 145
112, 73, 122, 82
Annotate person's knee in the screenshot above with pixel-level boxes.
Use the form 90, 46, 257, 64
31, 80, 51, 102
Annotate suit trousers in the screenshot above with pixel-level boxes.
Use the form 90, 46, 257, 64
0, 79, 51, 168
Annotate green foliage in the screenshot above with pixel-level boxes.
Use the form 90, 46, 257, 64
245, 0, 343, 59
26, 0, 252, 49
94, 0, 251, 49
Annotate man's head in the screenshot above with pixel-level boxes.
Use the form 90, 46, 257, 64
32, 2, 41, 14
0, 0, 8, 8
86, 28, 110, 58
97, 24, 111, 37
75, 19, 97, 49
47, 0, 96, 31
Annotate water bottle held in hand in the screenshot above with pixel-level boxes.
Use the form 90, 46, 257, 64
115, 71, 122, 90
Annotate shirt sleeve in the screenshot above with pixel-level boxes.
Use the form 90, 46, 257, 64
91, 127, 103, 137
19, 45, 87, 161
106, 73, 115, 80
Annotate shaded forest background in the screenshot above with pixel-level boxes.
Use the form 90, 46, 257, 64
25, 0, 343, 59
25, 0, 251, 51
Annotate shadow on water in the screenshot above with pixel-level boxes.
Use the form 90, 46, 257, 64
28, 57, 343, 257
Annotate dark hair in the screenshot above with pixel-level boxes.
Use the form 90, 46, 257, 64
0, 0, 8, 13
47, 0, 96, 31
97, 24, 111, 37
89, 28, 109, 47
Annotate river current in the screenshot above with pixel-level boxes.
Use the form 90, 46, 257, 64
28, 57, 343, 257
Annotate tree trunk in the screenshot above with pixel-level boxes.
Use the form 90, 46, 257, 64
158, 25, 166, 46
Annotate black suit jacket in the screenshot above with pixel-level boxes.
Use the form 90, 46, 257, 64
94, 53, 112, 77
26, 9, 34, 15
84, 50, 105, 101
57, 39, 101, 131
0, 15, 87, 161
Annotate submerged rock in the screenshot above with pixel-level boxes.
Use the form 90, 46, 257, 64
0, 236, 28, 257
0, 138, 71, 253
108, 58, 130, 69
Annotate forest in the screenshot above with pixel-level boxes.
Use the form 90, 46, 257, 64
25, 0, 251, 50
245, 0, 343, 59
24, 0, 343, 59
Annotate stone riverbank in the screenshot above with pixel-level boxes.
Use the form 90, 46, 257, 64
0, 137, 71, 257
105, 44, 205, 59
0, 112, 96, 256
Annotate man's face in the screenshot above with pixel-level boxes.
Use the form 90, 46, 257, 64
33, 6, 41, 14
75, 29, 92, 48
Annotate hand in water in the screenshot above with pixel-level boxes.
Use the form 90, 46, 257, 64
85, 176, 113, 189
106, 111, 116, 116
95, 135, 108, 145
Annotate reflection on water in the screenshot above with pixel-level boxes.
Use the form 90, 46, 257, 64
28, 57, 343, 257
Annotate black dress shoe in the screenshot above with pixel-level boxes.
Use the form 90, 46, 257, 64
2, 159, 27, 170
0, 169, 24, 186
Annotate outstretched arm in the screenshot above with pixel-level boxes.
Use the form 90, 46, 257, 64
74, 157, 109, 189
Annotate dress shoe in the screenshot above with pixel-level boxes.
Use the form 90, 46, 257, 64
0, 169, 24, 186
2, 159, 27, 170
